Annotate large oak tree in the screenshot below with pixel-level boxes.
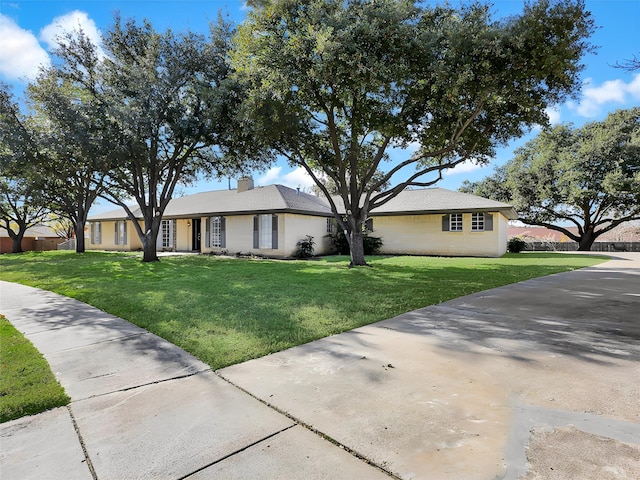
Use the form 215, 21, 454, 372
461, 108, 640, 250
231, 0, 595, 265
50, 16, 257, 262
27, 49, 118, 254
0, 86, 51, 253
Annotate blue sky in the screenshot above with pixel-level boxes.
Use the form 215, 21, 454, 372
1, 0, 639, 213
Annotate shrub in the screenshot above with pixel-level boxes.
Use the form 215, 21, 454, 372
294, 235, 316, 258
364, 234, 384, 255
328, 230, 384, 255
507, 236, 528, 253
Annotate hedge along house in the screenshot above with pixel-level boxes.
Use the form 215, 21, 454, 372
86, 178, 335, 257
86, 180, 517, 258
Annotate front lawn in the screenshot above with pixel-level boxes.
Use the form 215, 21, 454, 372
0, 315, 69, 423
0, 252, 605, 370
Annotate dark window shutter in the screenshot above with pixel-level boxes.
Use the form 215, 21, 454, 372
220, 217, 226, 248
442, 215, 450, 231
205, 218, 210, 248
485, 213, 494, 231
253, 215, 259, 248
272, 215, 278, 249
365, 218, 373, 232
123, 222, 127, 245
114, 222, 119, 244
90, 223, 95, 244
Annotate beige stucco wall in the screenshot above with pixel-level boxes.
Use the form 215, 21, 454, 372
87, 220, 143, 251
372, 212, 509, 257
201, 213, 331, 258
280, 213, 333, 256
88, 211, 508, 258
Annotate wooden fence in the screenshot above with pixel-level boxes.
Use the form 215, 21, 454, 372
524, 242, 640, 253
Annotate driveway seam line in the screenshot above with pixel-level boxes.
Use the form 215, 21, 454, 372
215, 371, 400, 479
71, 368, 213, 402
66, 405, 98, 480
177, 424, 298, 479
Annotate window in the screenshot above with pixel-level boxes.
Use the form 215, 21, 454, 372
91, 222, 102, 244
157, 219, 175, 249
471, 213, 485, 232
253, 214, 278, 249
114, 220, 127, 245
207, 216, 225, 248
259, 214, 271, 248
450, 213, 463, 232
365, 218, 374, 232
326, 218, 335, 234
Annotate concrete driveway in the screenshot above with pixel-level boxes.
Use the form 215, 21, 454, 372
1, 253, 639, 479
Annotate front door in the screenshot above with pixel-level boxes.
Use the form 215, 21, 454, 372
191, 219, 201, 252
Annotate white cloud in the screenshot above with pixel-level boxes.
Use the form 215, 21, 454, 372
443, 160, 486, 177
256, 167, 282, 186
628, 73, 640, 97
545, 107, 561, 125
256, 166, 316, 190
0, 14, 50, 80
281, 167, 315, 189
571, 74, 640, 117
39, 10, 102, 53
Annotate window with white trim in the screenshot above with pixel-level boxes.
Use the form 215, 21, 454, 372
159, 219, 174, 249
253, 214, 278, 249
91, 222, 102, 244
115, 220, 127, 245
259, 214, 272, 248
211, 216, 222, 247
326, 218, 335, 233
450, 213, 463, 232
471, 213, 485, 232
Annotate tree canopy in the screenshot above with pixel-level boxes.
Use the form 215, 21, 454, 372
26, 49, 119, 253
0, 85, 51, 253
231, 0, 595, 265
461, 107, 640, 250
45, 15, 261, 261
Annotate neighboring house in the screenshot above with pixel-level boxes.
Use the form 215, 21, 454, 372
0, 224, 64, 253
86, 179, 517, 258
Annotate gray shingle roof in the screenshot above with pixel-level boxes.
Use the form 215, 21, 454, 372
0, 224, 59, 238
88, 185, 517, 221
88, 185, 332, 220
368, 188, 518, 218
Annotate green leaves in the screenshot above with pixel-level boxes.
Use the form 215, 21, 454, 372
464, 107, 640, 249
232, 0, 595, 263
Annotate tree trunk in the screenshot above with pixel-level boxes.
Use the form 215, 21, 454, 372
578, 229, 597, 251
141, 217, 161, 262
75, 204, 88, 253
11, 234, 24, 253
75, 224, 86, 253
349, 228, 367, 266
142, 233, 159, 262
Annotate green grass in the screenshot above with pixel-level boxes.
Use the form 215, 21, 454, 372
0, 251, 605, 371
0, 315, 70, 423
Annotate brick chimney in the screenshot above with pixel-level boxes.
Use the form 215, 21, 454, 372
237, 177, 254, 193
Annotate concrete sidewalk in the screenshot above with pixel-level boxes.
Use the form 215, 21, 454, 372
2, 253, 639, 479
